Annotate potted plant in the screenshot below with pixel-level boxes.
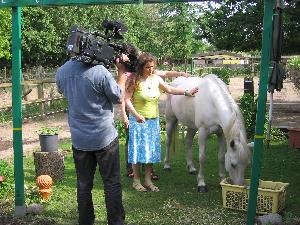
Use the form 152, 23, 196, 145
37, 126, 60, 152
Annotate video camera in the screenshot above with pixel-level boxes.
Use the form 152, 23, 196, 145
66, 20, 138, 72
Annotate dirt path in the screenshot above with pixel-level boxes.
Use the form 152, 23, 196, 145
0, 106, 126, 160
0, 114, 70, 160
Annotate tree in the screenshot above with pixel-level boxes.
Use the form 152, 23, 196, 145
197, 0, 300, 54
157, 3, 207, 62
21, 6, 117, 67
20, 5, 152, 67
0, 9, 11, 60
1, 3, 211, 69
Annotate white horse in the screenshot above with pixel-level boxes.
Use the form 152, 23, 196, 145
164, 74, 252, 192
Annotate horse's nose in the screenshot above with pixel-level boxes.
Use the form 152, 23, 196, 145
231, 176, 244, 186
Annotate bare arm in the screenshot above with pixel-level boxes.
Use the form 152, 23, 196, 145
116, 54, 130, 127
125, 90, 145, 123
155, 70, 190, 79
158, 78, 198, 96
117, 74, 129, 128
116, 54, 128, 96
120, 100, 129, 128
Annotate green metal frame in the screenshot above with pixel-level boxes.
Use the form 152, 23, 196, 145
11, 6, 25, 217
1, 0, 276, 224
0, 0, 198, 8
246, 0, 274, 224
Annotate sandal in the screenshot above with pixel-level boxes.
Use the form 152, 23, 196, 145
144, 183, 160, 192
127, 172, 134, 178
151, 173, 159, 180
132, 182, 147, 192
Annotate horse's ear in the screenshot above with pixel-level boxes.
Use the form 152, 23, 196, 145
230, 140, 235, 149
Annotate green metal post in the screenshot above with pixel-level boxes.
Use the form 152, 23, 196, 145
246, 0, 274, 224
12, 6, 26, 217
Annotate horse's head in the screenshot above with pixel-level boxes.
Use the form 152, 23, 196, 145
225, 138, 252, 186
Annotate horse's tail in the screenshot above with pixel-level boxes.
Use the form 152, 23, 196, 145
169, 121, 180, 155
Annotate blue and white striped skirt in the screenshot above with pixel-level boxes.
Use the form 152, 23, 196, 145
128, 114, 161, 164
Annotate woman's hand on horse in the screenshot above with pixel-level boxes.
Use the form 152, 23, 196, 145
188, 87, 199, 97
181, 72, 191, 78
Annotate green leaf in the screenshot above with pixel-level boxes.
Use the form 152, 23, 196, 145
37, 126, 60, 135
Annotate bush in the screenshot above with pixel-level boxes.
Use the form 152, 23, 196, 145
235, 65, 253, 77
287, 56, 300, 90
0, 160, 14, 199
211, 67, 231, 85
287, 56, 300, 69
0, 109, 12, 123
239, 93, 287, 142
264, 116, 287, 143
22, 103, 40, 118
160, 116, 166, 133
239, 94, 257, 139
48, 98, 68, 112
115, 120, 127, 140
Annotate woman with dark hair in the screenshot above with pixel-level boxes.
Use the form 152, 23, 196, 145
120, 47, 190, 180
124, 53, 198, 192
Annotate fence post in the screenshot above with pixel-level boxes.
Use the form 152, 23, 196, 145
37, 82, 45, 119
4, 67, 7, 81
22, 74, 29, 101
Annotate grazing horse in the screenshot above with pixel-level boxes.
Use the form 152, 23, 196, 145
164, 74, 252, 192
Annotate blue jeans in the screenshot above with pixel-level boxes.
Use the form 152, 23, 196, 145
73, 138, 125, 225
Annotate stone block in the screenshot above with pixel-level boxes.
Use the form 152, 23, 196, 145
33, 151, 65, 181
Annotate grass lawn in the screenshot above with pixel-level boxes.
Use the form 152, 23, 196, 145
1, 135, 300, 225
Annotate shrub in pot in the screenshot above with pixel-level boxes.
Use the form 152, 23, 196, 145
37, 127, 59, 152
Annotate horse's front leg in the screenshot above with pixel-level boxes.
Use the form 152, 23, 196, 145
197, 127, 208, 192
164, 118, 177, 171
186, 128, 197, 175
217, 131, 226, 183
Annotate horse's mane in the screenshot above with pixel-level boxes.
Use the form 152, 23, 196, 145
207, 74, 247, 142
206, 75, 251, 163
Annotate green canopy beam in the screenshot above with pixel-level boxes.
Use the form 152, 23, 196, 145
0, 0, 199, 8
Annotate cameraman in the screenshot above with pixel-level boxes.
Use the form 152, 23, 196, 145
56, 55, 130, 225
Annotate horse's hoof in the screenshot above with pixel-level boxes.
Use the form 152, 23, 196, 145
198, 186, 208, 193
189, 170, 197, 175
163, 167, 171, 172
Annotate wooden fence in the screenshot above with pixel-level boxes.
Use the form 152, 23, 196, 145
0, 66, 58, 83
0, 67, 120, 124
0, 78, 67, 122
